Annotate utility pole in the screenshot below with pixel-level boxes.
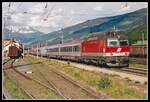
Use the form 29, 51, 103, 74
37, 43, 38, 59
71, 38, 73, 54
28, 47, 29, 55
45, 40, 48, 57
23, 44, 24, 57
114, 26, 116, 30
61, 28, 63, 44
31, 45, 33, 56
2, 15, 6, 57
3, 16, 5, 36
59, 28, 63, 56
113, 26, 116, 36
142, 32, 144, 45
10, 26, 12, 39
46, 40, 47, 46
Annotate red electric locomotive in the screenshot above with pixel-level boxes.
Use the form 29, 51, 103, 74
81, 31, 130, 67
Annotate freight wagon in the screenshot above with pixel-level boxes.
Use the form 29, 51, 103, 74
130, 45, 147, 58
8, 45, 23, 59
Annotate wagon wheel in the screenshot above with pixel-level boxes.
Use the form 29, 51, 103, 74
100, 60, 106, 67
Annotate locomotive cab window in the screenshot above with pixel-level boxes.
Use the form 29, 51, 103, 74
119, 40, 129, 46
107, 39, 119, 47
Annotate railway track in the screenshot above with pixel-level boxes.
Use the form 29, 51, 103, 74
3, 59, 36, 99
3, 58, 12, 65
49, 68, 102, 99
120, 67, 147, 75
45, 57, 147, 76
130, 57, 147, 65
110, 67, 147, 77
3, 59, 62, 99
33, 62, 69, 99
26, 57, 101, 99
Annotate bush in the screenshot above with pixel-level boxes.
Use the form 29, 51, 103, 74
98, 75, 111, 89
124, 88, 136, 96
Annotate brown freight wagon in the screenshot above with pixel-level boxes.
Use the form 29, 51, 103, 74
130, 45, 147, 58
8, 46, 19, 58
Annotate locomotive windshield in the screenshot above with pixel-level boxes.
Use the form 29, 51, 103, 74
107, 39, 119, 47
119, 40, 129, 46
107, 39, 129, 46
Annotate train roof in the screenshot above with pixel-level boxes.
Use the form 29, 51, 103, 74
45, 39, 82, 49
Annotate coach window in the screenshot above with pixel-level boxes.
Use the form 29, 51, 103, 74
63, 47, 67, 52
65, 47, 67, 52
67, 47, 69, 52
69, 47, 72, 52
52, 48, 54, 52
64, 47, 66, 52
74, 46, 80, 52
66, 47, 68, 52
60, 47, 62, 52
63, 47, 65, 52
56, 48, 58, 52
60, 47, 63, 52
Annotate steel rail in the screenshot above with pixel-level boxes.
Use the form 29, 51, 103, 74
38, 58, 101, 99
32, 61, 70, 99
3, 59, 36, 99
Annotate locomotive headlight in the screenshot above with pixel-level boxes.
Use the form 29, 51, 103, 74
103, 48, 106, 52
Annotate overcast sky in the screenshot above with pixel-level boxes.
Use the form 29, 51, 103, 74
2, 2, 148, 34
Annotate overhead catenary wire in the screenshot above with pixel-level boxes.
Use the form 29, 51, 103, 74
39, 3, 49, 22
45, 3, 56, 20
9, 3, 23, 16
41, 2, 56, 22
45, 2, 47, 8
8, 2, 11, 13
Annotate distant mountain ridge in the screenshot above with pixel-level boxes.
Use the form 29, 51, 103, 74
3, 27, 44, 45
30, 8, 147, 45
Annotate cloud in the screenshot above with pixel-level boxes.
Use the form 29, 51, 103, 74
3, 2, 148, 34
52, 8, 63, 14
70, 9, 75, 15
93, 6, 103, 11
19, 30, 35, 33
28, 15, 41, 27
6, 25, 36, 34
28, 4, 45, 14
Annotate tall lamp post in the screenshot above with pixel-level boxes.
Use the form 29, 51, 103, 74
3, 16, 6, 49
142, 32, 145, 45
58, 28, 64, 56
37, 43, 38, 59
61, 28, 64, 44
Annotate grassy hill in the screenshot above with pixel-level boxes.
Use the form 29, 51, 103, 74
126, 24, 147, 44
